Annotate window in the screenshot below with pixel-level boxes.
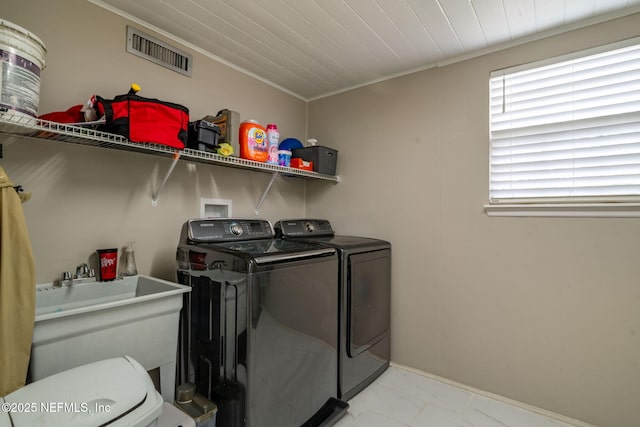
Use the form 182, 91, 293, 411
487, 38, 640, 217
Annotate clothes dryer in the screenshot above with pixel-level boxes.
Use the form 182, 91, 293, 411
274, 219, 391, 401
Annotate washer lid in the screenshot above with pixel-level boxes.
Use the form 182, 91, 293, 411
213, 238, 335, 264
5, 357, 149, 426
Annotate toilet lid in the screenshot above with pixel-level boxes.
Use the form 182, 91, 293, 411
5, 357, 149, 426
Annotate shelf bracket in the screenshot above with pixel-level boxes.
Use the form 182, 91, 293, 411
152, 151, 181, 206
255, 172, 279, 216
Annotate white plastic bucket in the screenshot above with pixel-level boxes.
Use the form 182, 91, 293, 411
0, 19, 46, 122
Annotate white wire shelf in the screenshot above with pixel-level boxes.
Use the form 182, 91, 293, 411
0, 112, 340, 183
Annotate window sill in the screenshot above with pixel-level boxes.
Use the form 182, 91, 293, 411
484, 203, 640, 218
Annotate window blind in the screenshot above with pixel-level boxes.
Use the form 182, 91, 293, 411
489, 38, 640, 203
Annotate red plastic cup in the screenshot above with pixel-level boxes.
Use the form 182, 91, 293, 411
97, 248, 118, 281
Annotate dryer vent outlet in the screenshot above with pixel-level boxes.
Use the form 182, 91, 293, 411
126, 26, 193, 77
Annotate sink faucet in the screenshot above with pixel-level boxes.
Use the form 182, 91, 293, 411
59, 263, 96, 286
75, 263, 94, 279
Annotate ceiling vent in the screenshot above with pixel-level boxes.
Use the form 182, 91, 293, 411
126, 26, 192, 77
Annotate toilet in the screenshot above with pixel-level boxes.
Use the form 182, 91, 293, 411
0, 356, 190, 426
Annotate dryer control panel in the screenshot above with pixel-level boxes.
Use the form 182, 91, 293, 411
183, 219, 274, 242
274, 219, 334, 237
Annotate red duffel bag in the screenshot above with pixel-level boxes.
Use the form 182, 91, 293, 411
96, 87, 189, 149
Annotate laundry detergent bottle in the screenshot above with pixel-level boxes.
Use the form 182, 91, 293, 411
266, 123, 280, 164
239, 120, 268, 162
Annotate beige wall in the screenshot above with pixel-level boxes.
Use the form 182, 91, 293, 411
2, 0, 311, 283
308, 14, 640, 427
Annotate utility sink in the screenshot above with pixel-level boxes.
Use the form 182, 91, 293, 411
30, 275, 190, 402
35, 274, 187, 317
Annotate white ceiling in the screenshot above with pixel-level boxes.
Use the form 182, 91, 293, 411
90, 0, 640, 100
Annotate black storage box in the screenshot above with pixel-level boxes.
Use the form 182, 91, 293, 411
291, 146, 338, 175
188, 120, 221, 152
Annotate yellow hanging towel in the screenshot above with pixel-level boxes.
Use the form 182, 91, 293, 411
0, 166, 35, 396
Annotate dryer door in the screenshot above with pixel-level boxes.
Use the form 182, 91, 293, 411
347, 249, 391, 357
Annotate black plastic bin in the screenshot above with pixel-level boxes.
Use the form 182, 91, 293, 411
188, 120, 221, 152
292, 146, 338, 175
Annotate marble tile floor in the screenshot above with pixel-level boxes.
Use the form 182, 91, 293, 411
333, 364, 594, 427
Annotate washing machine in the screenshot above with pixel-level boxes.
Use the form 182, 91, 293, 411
176, 218, 348, 427
274, 219, 391, 401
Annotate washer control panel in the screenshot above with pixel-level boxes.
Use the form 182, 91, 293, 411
275, 219, 334, 237
229, 223, 244, 236
186, 219, 274, 242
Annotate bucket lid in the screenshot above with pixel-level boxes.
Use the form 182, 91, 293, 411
4, 357, 153, 426
0, 19, 47, 67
